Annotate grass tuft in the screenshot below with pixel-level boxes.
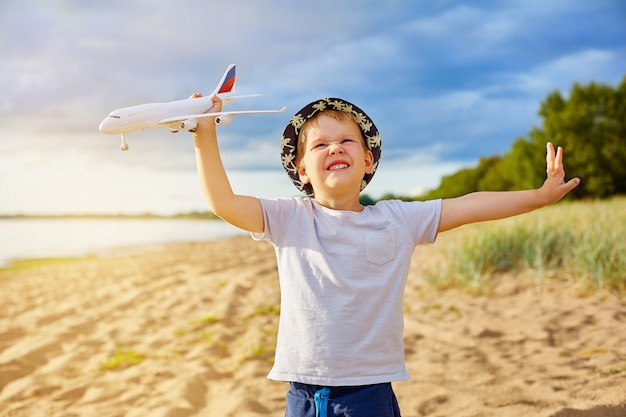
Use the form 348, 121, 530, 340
99, 348, 144, 370
429, 198, 626, 295
1, 257, 87, 272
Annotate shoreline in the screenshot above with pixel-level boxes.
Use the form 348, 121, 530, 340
0, 238, 243, 271
0, 212, 219, 220
0, 217, 246, 269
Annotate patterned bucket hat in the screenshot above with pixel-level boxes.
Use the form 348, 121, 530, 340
280, 97, 382, 196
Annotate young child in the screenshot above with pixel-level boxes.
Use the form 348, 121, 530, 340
192, 94, 580, 417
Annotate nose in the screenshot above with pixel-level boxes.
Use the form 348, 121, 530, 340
328, 141, 344, 154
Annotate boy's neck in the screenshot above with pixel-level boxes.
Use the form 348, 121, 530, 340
314, 192, 364, 212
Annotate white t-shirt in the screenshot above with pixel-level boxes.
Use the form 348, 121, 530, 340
253, 197, 441, 386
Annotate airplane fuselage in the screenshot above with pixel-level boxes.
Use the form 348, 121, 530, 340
99, 95, 215, 134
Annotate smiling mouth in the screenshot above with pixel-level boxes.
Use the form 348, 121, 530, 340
328, 163, 349, 171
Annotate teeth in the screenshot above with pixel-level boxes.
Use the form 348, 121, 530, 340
329, 164, 348, 171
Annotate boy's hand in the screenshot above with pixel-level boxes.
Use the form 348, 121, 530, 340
189, 93, 222, 135
540, 142, 580, 204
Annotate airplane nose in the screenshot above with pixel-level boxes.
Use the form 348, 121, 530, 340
99, 118, 108, 133
99, 116, 117, 134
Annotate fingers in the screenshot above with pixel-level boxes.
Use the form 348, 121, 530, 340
565, 177, 581, 192
188, 92, 222, 111
554, 145, 564, 173
546, 141, 581, 193
210, 93, 223, 112
546, 142, 555, 173
546, 142, 567, 176
211, 93, 222, 105
189, 92, 224, 109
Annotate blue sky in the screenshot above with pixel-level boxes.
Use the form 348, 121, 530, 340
1, 0, 624, 214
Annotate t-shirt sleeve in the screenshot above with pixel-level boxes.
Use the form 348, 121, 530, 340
250, 197, 274, 242
250, 197, 297, 243
401, 198, 442, 245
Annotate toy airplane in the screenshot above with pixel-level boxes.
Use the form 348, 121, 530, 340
99, 64, 286, 150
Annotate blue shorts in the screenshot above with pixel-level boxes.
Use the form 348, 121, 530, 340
285, 382, 401, 417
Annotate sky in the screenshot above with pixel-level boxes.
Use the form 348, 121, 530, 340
0, 0, 624, 215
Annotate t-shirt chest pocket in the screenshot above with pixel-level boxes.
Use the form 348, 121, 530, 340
364, 228, 396, 266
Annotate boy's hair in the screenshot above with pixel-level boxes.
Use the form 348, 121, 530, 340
295, 110, 366, 168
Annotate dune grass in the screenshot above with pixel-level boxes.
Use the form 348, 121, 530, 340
99, 348, 144, 370
429, 197, 626, 295
0, 257, 87, 272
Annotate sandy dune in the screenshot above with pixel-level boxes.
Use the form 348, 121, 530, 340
1, 235, 624, 416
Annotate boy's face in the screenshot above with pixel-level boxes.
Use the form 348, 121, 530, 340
297, 114, 374, 197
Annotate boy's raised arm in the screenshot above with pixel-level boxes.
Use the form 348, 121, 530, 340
437, 142, 580, 233
192, 94, 264, 233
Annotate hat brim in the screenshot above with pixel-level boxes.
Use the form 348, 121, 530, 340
280, 97, 382, 196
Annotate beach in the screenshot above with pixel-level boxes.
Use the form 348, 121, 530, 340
1, 234, 624, 417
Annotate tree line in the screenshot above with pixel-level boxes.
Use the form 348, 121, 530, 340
366, 75, 626, 203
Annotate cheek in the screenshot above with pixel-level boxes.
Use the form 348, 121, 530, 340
301, 151, 320, 168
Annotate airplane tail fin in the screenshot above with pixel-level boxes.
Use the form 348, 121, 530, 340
213, 64, 236, 96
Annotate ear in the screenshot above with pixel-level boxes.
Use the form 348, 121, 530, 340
298, 163, 310, 184
364, 149, 375, 174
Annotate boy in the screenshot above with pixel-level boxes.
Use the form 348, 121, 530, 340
192, 94, 579, 417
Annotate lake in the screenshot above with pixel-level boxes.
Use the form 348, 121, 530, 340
0, 218, 246, 267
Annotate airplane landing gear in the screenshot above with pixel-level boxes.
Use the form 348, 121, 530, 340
120, 133, 129, 151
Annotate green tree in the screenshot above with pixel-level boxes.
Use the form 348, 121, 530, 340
423, 76, 626, 200
423, 155, 501, 199
359, 194, 376, 206
531, 76, 626, 198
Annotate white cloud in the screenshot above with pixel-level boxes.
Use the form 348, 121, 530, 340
513, 49, 621, 95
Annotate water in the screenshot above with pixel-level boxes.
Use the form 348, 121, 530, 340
0, 218, 246, 267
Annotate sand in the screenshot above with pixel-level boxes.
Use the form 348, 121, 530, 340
0, 234, 624, 417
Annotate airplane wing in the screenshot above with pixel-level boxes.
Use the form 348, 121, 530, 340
220, 93, 263, 103
158, 107, 286, 125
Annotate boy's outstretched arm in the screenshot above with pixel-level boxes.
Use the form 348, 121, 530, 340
192, 94, 264, 233
437, 143, 580, 233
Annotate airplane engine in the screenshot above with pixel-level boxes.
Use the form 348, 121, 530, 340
215, 114, 233, 126
180, 119, 198, 132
